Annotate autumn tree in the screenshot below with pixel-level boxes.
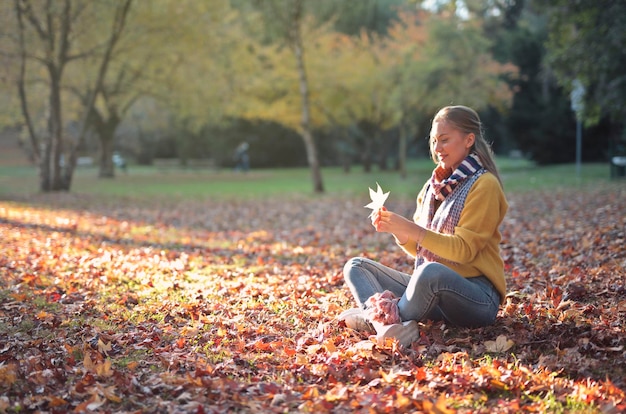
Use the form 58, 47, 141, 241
232, 0, 325, 193
68, 0, 238, 177
313, 7, 516, 177
310, 29, 400, 173
283, 0, 408, 173
155, 2, 252, 166
4, 0, 132, 191
65, 3, 144, 178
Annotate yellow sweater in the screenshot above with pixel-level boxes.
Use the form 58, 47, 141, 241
398, 172, 508, 303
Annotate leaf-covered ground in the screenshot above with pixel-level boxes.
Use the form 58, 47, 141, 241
0, 184, 624, 413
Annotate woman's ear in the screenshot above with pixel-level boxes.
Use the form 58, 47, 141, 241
466, 133, 476, 149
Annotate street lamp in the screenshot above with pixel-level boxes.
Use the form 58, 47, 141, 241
570, 79, 585, 178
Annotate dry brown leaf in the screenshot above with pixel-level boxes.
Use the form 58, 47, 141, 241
484, 335, 515, 353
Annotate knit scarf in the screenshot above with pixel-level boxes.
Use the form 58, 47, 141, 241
430, 153, 483, 201
414, 153, 485, 267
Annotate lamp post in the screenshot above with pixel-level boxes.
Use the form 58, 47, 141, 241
570, 79, 585, 178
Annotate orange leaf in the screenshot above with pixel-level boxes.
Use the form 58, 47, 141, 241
48, 396, 68, 407
36, 310, 50, 320
0, 364, 18, 385
423, 395, 455, 414
323, 339, 336, 353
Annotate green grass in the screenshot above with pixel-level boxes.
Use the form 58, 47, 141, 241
0, 158, 619, 202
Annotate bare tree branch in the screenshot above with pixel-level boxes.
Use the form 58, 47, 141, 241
68, 0, 133, 174
17, 0, 49, 41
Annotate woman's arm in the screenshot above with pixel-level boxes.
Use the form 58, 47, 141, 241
373, 174, 506, 264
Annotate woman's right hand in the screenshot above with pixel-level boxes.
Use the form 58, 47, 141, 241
370, 206, 386, 229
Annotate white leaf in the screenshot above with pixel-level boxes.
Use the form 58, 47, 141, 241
364, 183, 390, 217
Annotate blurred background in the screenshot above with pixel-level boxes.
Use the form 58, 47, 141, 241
0, 0, 624, 193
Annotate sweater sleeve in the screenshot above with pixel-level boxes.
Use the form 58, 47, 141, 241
419, 173, 507, 264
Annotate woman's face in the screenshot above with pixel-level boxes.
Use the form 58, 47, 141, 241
430, 120, 475, 171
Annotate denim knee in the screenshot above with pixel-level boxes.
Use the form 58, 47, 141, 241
343, 257, 361, 282
413, 262, 447, 289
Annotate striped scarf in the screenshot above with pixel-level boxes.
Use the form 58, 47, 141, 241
414, 153, 485, 267
430, 153, 483, 201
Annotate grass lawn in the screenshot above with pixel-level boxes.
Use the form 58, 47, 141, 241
0, 158, 618, 201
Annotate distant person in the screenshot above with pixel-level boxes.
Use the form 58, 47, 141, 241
339, 105, 508, 347
113, 152, 127, 173
234, 142, 250, 172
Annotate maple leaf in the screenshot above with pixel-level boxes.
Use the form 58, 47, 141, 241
364, 182, 390, 217
484, 335, 515, 353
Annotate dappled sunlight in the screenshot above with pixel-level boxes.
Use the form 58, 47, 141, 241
0, 185, 624, 412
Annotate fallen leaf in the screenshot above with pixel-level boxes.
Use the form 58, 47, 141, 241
1, 185, 624, 413
484, 335, 515, 353
423, 395, 455, 414
97, 339, 112, 355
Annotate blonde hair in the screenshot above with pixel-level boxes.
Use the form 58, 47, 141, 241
430, 105, 503, 187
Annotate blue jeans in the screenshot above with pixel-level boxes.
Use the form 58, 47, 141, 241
343, 257, 500, 327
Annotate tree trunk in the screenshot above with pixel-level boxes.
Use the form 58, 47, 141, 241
16, 0, 73, 192
99, 134, 116, 178
47, 67, 66, 192
61, 144, 78, 191
291, 0, 323, 193
39, 137, 52, 192
299, 128, 324, 193
96, 113, 120, 178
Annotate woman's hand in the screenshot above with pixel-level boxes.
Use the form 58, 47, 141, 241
371, 207, 408, 244
371, 207, 425, 245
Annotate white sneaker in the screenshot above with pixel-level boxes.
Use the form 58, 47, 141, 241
373, 320, 419, 348
337, 308, 374, 333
